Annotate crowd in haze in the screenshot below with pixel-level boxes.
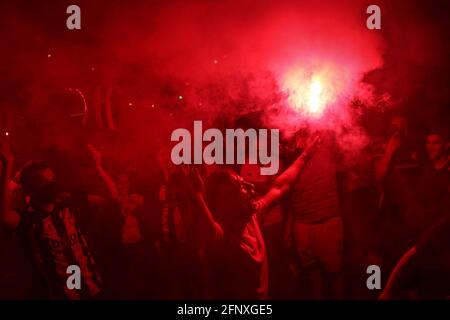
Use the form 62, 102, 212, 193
0, 113, 448, 300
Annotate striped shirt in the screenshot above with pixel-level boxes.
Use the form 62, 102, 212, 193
18, 196, 102, 299
291, 141, 340, 224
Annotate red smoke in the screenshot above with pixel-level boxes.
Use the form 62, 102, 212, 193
101, 0, 384, 122
1, 0, 449, 166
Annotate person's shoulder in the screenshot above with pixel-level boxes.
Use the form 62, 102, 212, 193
421, 160, 450, 176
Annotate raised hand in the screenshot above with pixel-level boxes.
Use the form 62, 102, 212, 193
87, 144, 102, 167
189, 167, 204, 194
178, 165, 204, 194
386, 132, 402, 155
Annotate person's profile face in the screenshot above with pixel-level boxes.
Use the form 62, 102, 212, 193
218, 172, 255, 224
426, 134, 446, 161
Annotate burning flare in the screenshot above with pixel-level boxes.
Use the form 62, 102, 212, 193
281, 64, 344, 118
308, 78, 323, 114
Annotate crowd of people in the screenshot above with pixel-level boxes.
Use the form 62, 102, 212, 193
0, 114, 448, 300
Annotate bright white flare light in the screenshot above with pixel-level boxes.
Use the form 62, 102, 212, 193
308, 80, 323, 114
282, 68, 330, 117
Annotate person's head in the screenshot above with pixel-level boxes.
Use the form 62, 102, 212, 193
426, 131, 448, 162
204, 169, 255, 230
19, 161, 58, 207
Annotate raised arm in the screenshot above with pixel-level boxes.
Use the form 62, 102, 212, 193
87, 144, 119, 202
186, 167, 223, 240
375, 133, 401, 183
0, 142, 21, 229
192, 192, 224, 239
260, 134, 320, 209
379, 246, 417, 300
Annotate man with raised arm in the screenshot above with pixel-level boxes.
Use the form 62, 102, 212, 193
182, 134, 320, 299
0, 142, 117, 299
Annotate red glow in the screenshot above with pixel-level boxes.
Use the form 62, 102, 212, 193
280, 61, 363, 122
282, 66, 336, 117
308, 79, 323, 114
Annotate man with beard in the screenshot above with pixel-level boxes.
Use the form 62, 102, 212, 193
0, 143, 117, 299
184, 134, 320, 299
